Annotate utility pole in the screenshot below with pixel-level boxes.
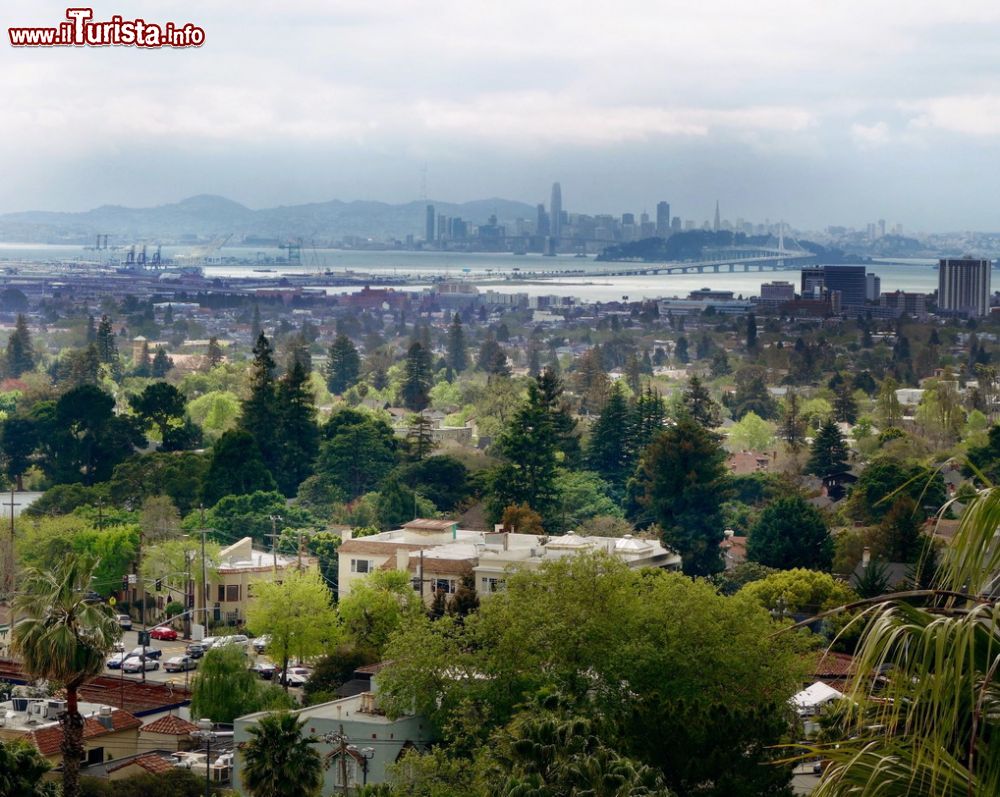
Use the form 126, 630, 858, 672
137, 524, 147, 683
200, 504, 208, 636
297, 532, 304, 571
183, 550, 193, 640
322, 726, 353, 797
5, 486, 17, 600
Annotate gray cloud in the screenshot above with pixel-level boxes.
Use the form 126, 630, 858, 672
2, 0, 1000, 230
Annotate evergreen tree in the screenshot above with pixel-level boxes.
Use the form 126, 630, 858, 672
527, 344, 542, 378
536, 367, 580, 467
64, 344, 101, 388
624, 353, 641, 394
696, 332, 713, 361
487, 378, 561, 525
573, 347, 609, 414
807, 418, 850, 476
5, 313, 34, 377
872, 495, 927, 563
284, 333, 312, 373
478, 336, 511, 378
726, 365, 778, 420
631, 385, 667, 453
683, 375, 722, 429
401, 341, 433, 411
446, 313, 468, 373
275, 360, 320, 496
876, 377, 902, 427
150, 346, 173, 378
633, 416, 728, 575
833, 382, 859, 423
240, 332, 281, 474
406, 413, 436, 461
95, 315, 117, 364
206, 336, 224, 368
585, 382, 633, 493
781, 391, 807, 452
746, 313, 758, 351
746, 495, 833, 570
85, 314, 97, 345
709, 350, 731, 377
202, 430, 277, 506
326, 334, 361, 394
674, 335, 690, 363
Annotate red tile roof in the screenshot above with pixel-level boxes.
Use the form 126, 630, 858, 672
29, 710, 142, 756
141, 714, 199, 736
108, 753, 176, 776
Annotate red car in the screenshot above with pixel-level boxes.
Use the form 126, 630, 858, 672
149, 627, 178, 641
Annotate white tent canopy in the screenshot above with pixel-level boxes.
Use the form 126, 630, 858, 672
792, 681, 843, 712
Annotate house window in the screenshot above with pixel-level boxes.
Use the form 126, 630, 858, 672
480, 577, 505, 594
331, 755, 359, 787
351, 559, 371, 574
226, 585, 240, 602
84, 747, 104, 766
434, 578, 456, 594
217, 585, 225, 602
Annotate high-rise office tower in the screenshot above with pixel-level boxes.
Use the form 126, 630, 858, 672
536, 203, 549, 237
425, 204, 435, 243
550, 183, 562, 238
713, 200, 720, 232
656, 201, 671, 236
939, 257, 992, 317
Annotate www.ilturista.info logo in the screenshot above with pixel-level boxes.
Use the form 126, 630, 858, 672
9, 8, 205, 48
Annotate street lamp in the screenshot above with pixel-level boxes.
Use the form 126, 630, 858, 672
348, 745, 375, 786
193, 718, 218, 797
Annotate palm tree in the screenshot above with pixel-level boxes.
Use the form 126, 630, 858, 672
797, 486, 1000, 795
240, 711, 324, 797
11, 554, 121, 797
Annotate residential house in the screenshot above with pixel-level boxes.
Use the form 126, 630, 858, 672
337, 519, 682, 602
0, 698, 141, 772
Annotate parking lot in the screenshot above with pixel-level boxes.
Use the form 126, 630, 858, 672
108, 630, 283, 690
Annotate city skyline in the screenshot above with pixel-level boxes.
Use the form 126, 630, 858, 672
3, 1, 1000, 229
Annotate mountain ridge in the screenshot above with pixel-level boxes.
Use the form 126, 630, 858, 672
0, 194, 539, 244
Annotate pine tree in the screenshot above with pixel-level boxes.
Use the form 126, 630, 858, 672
275, 360, 319, 495
536, 367, 580, 467
240, 332, 280, 474
326, 334, 361, 394
585, 382, 633, 493
683, 376, 722, 429
527, 345, 542, 378
401, 342, 432, 411
833, 382, 859, 423
151, 346, 173, 378
746, 313, 758, 351
675, 335, 689, 364
206, 337, 224, 368
807, 418, 850, 476
634, 416, 728, 575
632, 385, 667, 453
477, 337, 510, 378
574, 347, 609, 414
446, 313, 468, 374
5, 314, 34, 378
95, 315, 117, 364
781, 391, 806, 452
406, 413, 436, 461
85, 314, 97, 345
624, 353, 641, 394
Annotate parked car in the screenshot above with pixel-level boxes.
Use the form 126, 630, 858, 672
123, 656, 160, 673
250, 661, 277, 680
106, 652, 133, 670
164, 656, 197, 673
251, 635, 270, 654
116, 614, 132, 631
200, 636, 218, 649
185, 642, 208, 658
129, 646, 162, 660
279, 666, 311, 687
213, 634, 249, 648
149, 627, 178, 641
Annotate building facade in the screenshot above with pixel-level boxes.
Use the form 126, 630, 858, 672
938, 257, 991, 317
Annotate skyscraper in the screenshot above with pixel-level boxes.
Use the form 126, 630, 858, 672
713, 200, 720, 233
425, 204, 435, 243
656, 201, 671, 236
550, 182, 562, 239
938, 257, 992, 317
536, 203, 549, 237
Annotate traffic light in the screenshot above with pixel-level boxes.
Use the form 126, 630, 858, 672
122, 575, 129, 591
155, 579, 162, 592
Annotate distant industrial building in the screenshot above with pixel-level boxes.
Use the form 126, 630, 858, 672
938, 257, 991, 317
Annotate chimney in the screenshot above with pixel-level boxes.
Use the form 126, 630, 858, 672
395, 549, 409, 571
342, 528, 353, 541
97, 705, 114, 730
724, 529, 735, 540
862, 547, 871, 568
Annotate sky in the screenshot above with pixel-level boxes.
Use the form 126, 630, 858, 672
2, 0, 1000, 231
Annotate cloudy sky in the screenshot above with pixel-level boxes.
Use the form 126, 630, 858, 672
3, 0, 1000, 230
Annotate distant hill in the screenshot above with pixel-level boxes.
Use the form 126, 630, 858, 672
0, 194, 538, 245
